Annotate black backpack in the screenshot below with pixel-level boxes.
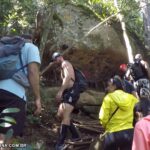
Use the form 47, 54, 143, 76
74, 68, 88, 93
129, 60, 148, 81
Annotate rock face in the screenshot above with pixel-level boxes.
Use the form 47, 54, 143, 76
40, 87, 105, 116
52, 4, 127, 53
76, 90, 105, 116
36, 3, 144, 88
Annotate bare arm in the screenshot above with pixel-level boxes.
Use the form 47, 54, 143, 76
141, 60, 150, 79
125, 68, 133, 81
40, 62, 55, 76
28, 62, 42, 115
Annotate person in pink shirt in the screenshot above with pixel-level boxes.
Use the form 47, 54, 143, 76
132, 115, 150, 150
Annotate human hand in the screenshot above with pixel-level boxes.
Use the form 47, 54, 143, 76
34, 98, 42, 115
56, 91, 63, 103
135, 112, 143, 122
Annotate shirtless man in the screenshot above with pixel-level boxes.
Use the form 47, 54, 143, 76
52, 52, 80, 150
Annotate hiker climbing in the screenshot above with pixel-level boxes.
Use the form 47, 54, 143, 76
118, 64, 139, 98
51, 52, 84, 150
0, 35, 42, 147
126, 54, 150, 98
99, 76, 138, 150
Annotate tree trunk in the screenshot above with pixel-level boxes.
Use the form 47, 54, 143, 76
114, 0, 134, 63
140, 0, 150, 49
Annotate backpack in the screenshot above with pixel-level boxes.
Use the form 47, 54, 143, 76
129, 60, 148, 81
74, 68, 88, 93
0, 36, 30, 87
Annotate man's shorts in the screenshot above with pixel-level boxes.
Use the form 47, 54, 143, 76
0, 89, 26, 137
62, 83, 80, 106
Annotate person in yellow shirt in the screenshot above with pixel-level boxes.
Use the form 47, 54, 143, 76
99, 76, 138, 150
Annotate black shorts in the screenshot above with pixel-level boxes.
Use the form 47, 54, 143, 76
62, 83, 80, 106
103, 128, 134, 150
0, 89, 26, 137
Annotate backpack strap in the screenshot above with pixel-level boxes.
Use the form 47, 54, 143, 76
18, 51, 27, 74
107, 107, 119, 123
105, 95, 119, 126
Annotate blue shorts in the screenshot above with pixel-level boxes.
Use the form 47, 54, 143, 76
62, 83, 80, 106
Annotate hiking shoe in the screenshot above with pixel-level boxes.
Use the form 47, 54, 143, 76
55, 144, 68, 150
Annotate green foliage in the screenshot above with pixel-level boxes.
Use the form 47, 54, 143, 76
0, 116, 16, 124
0, 108, 20, 128
0, 122, 12, 128
0, 108, 20, 144
1, 108, 20, 113
119, 0, 144, 40
71, 0, 117, 20
26, 114, 41, 125
70, 0, 143, 42
0, 0, 145, 48
0, 0, 39, 35
4, 129, 14, 144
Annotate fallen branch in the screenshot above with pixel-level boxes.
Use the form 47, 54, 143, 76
65, 137, 92, 145
84, 13, 118, 37
73, 118, 100, 126
74, 123, 104, 133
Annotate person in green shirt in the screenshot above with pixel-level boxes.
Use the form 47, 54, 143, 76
99, 76, 138, 150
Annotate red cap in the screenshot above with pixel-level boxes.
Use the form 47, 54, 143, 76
119, 64, 127, 72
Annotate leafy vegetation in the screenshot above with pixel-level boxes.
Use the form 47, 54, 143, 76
0, 108, 20, 128
0, 0, 145, 42
0, 0, 39, 35
72, 0, 143, 40
0, 108, 20, 145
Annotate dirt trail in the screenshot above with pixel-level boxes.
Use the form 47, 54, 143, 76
17, 112, 103, 150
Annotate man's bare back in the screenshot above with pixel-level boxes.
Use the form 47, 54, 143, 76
61, 60, 75, 89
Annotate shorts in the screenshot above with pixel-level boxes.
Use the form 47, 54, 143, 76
134, 78, 150, 90
0, 89, 26, 136
62, 83, 80, 106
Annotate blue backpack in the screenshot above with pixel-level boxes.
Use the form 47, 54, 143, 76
0, 36, 30, 87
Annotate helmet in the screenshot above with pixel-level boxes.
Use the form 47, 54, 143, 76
52, 52, 61, 61
119, 64, 127, 72
134, 54, 142, 63
135, 54, 142, 60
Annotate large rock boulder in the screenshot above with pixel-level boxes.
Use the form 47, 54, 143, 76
78, 90, 105, 106
35, 2, 144, 88
76, 90, 105, 116
39, 87, 105, 115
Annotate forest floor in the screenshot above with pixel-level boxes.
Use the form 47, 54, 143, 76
15, 106, 103, 150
